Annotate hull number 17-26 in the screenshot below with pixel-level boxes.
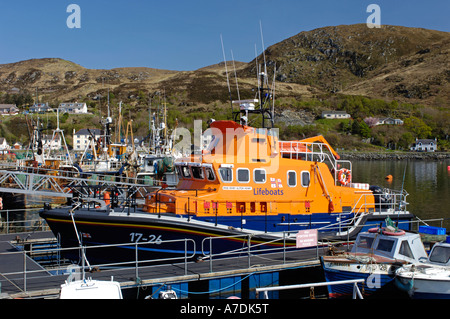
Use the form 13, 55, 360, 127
129, 232, 162, 244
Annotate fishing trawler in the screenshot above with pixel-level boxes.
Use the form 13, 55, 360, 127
39, 70, 414, 265
135, 104, 178, 187
74, 111, 129, 175
1, 113, 79, 210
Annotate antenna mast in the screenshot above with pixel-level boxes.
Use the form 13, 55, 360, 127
107, 88, 110, 118
259, 21, 270, 107
220, 34, 233, 116
231, 50, 240, 101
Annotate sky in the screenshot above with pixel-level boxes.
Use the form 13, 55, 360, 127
0, 0, 448, 71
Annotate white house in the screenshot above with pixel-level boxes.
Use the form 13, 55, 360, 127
376, 118, 404, 126
410, 138, 437, 152
321, 111, 351, 119
73, 128, 102, 151
42, 134, 62, 151
364, 117, 404, 127
59, 102, 88, 114
0, 138, 10, 150
13, 142, 22, 150
0, 104, 19, 115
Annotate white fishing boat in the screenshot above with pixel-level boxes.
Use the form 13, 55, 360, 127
60, 276, 123, 299
321, 220, 428, 298
395, 242, 450, 299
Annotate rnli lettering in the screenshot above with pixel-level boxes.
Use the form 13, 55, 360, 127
253, 188, 284, 196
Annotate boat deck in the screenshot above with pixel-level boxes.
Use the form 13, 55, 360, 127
0, 231, 331, 299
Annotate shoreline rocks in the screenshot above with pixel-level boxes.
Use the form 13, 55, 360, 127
339, 152, 450, 161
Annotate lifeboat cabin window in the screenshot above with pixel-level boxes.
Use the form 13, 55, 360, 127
175, 165, 183, 179
181, 165, 191, 179
191, 165, 205, 180
254, 169, 266, 183
301, 171, 310, 187
205, 167, 216, 181
287, 171, 297, 187
237, 168, 250, 183
219, 166, 233, 183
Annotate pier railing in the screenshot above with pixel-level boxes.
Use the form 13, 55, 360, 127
256, 279, 365, 299
0, 237, 197, 297
200, 231, 320, 273
0, 208, 49, 234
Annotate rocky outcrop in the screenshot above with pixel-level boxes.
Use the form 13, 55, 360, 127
274, 109, 315, 126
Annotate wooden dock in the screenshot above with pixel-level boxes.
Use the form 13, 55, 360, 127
0, 231, 331, 299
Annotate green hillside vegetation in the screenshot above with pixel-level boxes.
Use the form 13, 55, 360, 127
2, 91, 447, 152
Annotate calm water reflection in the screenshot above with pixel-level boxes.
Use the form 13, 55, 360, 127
351, 159, 450, 230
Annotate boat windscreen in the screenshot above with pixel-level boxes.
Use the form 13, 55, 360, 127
376, 238, 395, 253
429, 246, 450, 264
356, 236, 375, 250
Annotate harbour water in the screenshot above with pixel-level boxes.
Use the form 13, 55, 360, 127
351, 159, 450, 230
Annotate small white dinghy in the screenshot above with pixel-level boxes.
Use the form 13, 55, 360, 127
60, 277, 123, 299
395, 242, 450, 299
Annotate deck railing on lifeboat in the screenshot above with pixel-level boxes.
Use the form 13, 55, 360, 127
342, 187, 409, 220
279, 140, 352, 185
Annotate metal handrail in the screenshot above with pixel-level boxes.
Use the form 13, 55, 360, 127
279, 140, 351, 178
0, 237, 196, 295
0, 209, 49, 234
256, 278, 365, 299
201, 230, 320, 272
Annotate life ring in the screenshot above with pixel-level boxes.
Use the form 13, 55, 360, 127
368, 227, 405, 236
338, 168, 351, 186
382, 229, 406, 236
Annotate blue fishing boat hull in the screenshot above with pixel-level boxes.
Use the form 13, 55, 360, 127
320, 257, 401, 298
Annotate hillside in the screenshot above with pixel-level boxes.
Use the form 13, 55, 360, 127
0, 58, 179, 101
0, 24, 449, 150
241, 24, 449, 106
1, 25, 448, 107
